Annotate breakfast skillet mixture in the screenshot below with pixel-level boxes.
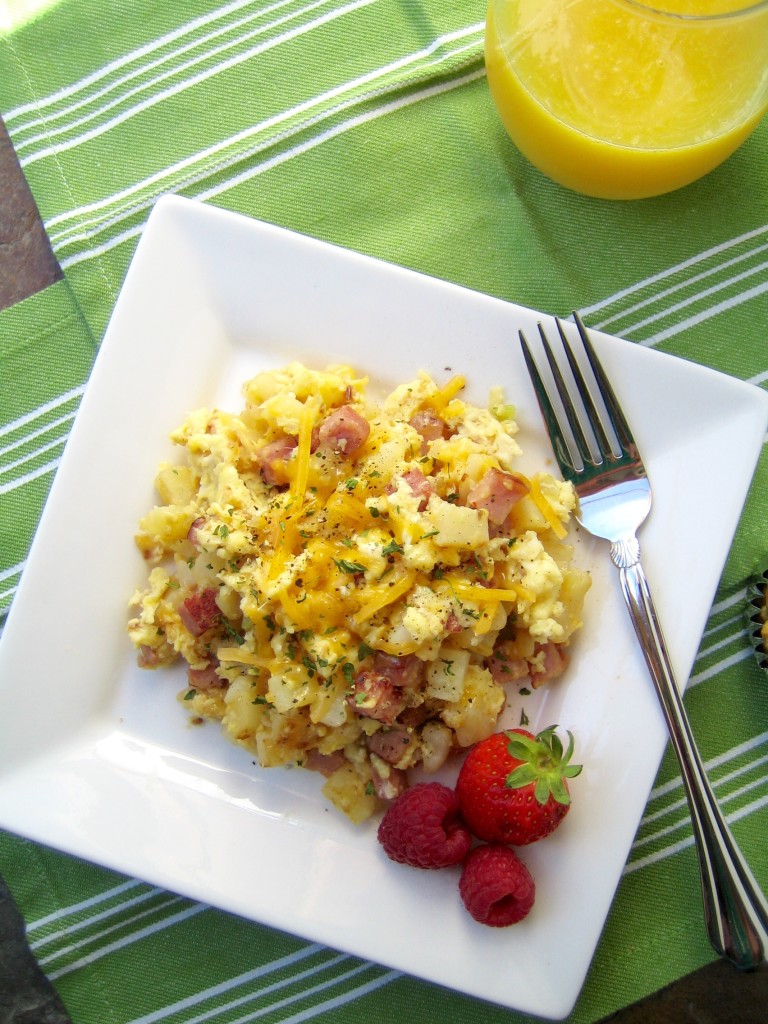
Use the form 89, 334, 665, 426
128, 361, 591, 920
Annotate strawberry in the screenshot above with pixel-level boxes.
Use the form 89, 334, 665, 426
455, 726, 582, 846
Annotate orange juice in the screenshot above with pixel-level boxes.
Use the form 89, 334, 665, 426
485, 0, 768, 199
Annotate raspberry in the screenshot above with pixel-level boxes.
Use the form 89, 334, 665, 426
377, 783, 472, 869
459, 845, 535, 926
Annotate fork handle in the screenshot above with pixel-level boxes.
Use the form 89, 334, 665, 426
616, 553, 768, 969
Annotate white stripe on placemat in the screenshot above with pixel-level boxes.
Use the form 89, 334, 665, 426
0, 457, 62, 495
647, 732, 768, 803
4, 0, 266, 121
267, 971, 401, 1024
624, 733, 768, 873
580, 225, 768, 320
18, 0, 378, 167
37, 895, 186, 966
169, 961, 392, 1024
26, 878, 145, 931
633, 774, 768, 853
0, 435, 68, 480
625, 792, 768, 875
9, 0, 306, 137
31, 887, 172, 950
0, 385, 85, 439
124, 946, 345, 1024
57, 64, 485, 271
46, 903, 208, 980
640, 280, 768, 347
45, 23, 484, 249
640, 752, 768, 830
688, 647, 755, 689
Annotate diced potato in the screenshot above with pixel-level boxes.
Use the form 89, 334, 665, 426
322, 763, 379, 824
424, 499, 489, 550
155, 463, 199, 505
555, 568, 592, 640
441, 665, 505, 747
135, 505, 195, 558
267, 667, 313, 714
425, 648, 471, 701
420, 721, 453, 772
310, 676, 350, 727
507, 494, 549, 534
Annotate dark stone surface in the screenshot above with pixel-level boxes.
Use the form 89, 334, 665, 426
598, 959, 768, 1024
1, 112, 767, 1022
0, 875, 72, 1023
0, 117, 61, 313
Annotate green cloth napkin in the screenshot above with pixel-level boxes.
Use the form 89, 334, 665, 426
1, 1, 767, 1021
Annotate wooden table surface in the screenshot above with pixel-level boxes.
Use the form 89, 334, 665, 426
1, 113, 766, 1024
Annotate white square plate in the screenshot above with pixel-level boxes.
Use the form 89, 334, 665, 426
1, 196, 766, 1019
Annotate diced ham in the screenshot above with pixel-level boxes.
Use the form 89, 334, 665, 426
179, 587, 221, 636
467, 468, 528, 525
187, 658, 224, 690
347, 671, 406, 725
369, 757, 407, 802
397, 704, 433, 729
487, 640, 530, 686
372, 652, 424, 691
254, 435, 298, 486
304, 749, 347, 777
445, 612, 463, 634
531, 641, 569, 688
187, 516, 206, 545
486, 640, 570, 688
401, 467, 434, 511
367, 726, 415, 765
138, 644, 161, 668
409, 410, 449, 442
316, 405, 370, 455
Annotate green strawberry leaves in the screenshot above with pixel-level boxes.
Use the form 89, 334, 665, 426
504, 726, 582, 807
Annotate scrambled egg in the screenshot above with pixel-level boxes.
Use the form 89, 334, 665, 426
128, 363, 590, 822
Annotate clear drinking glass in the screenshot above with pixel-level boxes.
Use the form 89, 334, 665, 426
485, 0, 768, 199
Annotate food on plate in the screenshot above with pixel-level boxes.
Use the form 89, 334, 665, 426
128, 362, 591, 821
456, 727, 582, 845
459, 844, 535, 927
377, 782, 472, 868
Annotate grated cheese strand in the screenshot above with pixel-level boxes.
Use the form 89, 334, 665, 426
354, 572, 415, 624
529, 477, 568, 539
428, 374, 466, 411
291, 396, 321, 502
216, 647, 272, 666
454, 584, 521, 603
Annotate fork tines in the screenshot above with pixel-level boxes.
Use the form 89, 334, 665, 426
519, 312, 635, 474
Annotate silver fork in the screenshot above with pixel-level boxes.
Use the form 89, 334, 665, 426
520, 312, 768, 970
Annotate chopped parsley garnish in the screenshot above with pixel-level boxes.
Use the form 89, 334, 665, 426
222, 619, 245, 645
334, 558, 367, 575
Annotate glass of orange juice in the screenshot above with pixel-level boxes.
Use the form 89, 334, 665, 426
485, 0, 768, 199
